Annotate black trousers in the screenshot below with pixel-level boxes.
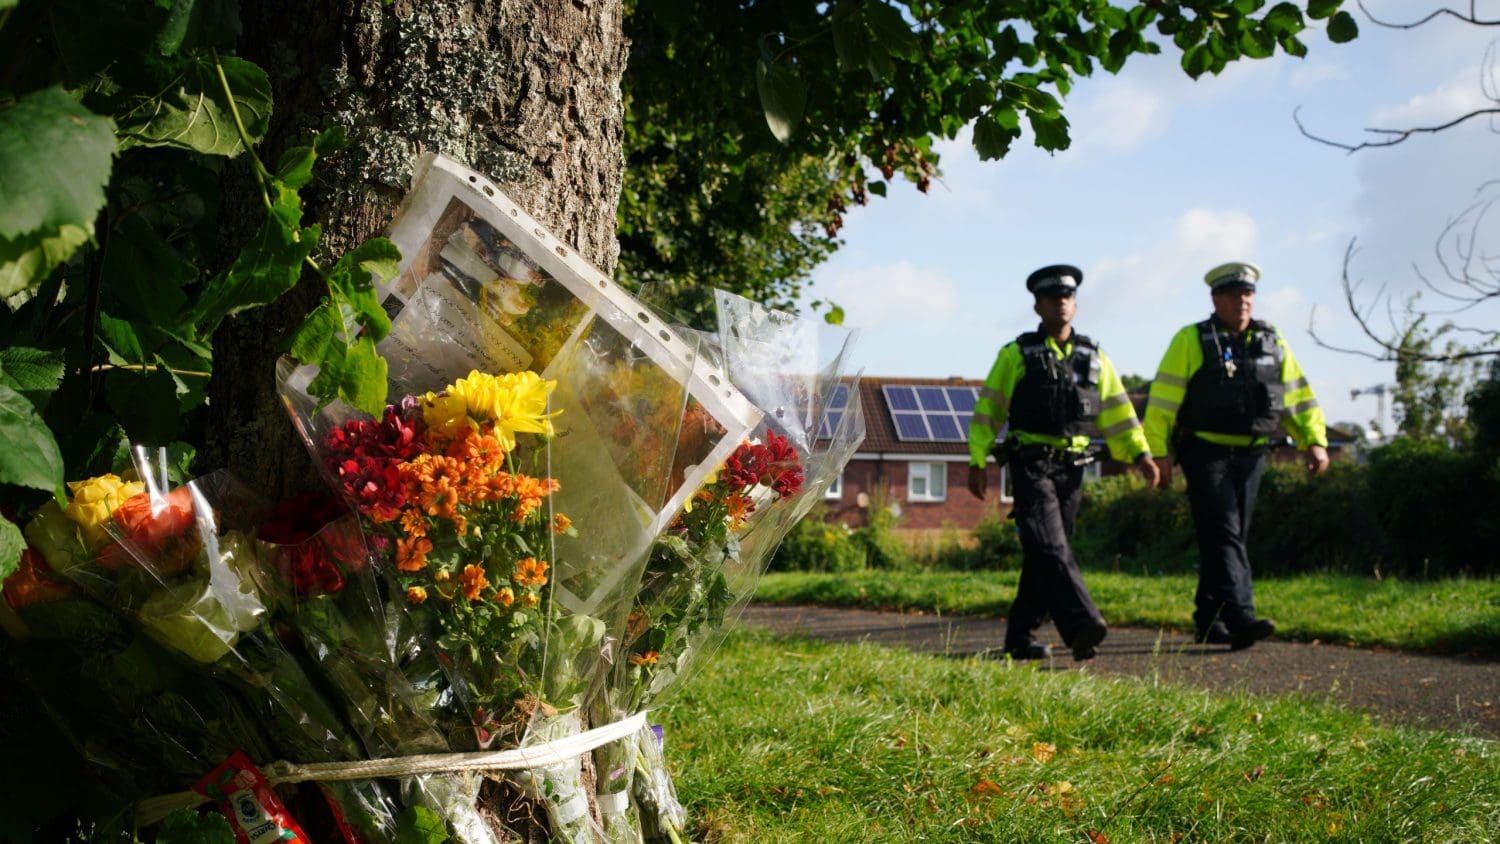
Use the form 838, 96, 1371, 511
1177, 436, 1267, 631
1005, 451, 1104, 649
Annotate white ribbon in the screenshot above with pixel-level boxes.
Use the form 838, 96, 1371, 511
137, 711, 648, 825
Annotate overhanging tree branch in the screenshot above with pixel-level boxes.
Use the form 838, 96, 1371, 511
1357, 0, 1500, 29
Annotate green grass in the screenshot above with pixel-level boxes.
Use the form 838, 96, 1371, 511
755, 570, 1500, 655
664, 628, 1500, 843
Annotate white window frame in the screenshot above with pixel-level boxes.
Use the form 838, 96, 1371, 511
1082, 461, 1103, 483
907, 461, 948, 502
824, 471, 844, 500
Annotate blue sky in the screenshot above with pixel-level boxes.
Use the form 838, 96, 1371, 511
805, 2, 1500, 432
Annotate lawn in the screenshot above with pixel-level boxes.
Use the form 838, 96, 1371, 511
662, 628, 1500, 842
754, 570, 1500, 655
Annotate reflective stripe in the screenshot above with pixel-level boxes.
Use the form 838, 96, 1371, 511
978, 387, 1008, 411
970, 412, 997, 430
1286, 376, 1309, 392
1100, 392, 1132, 411
1099, 416, 1142, 438
1154, 372, 1188, 388
1148, 395, 1180, 412
1289, 397, 1320, 415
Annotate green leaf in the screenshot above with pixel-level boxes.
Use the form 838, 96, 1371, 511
755, 57, 807, 143
193, 195, 318, 333
102, 215, 195, 326
0, 347, 64, 409
0, 515, 23, 588
104, 366, 180, 443
0, 225, 90, 303
1028, 111, 1071, 152
395, 806, 451, 844
972, 110, 1019, 161
0, 382, 65, 497
116, 55, 272, 156
0, 87, 115, 240
864, 0, 920, 61
97, 312, 146, 365
155, 806, 235, 844
867, 180, 887, 197
291, 305, 389, 414
1326, 11, 1358, 43
325, 237, 400, 343
958, 81, 993, 121
155, 0, 242, 56
1261, 2, 1304, 36
1306, 0, 1340, 20
831, 11, 871, 75
823, 304, 845, 325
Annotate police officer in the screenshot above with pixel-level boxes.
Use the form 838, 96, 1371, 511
1144, 261, 1330, 650
968, 264, 1160, 661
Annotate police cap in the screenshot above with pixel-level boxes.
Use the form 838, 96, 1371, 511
1026, 264, 1083, 297
1205, 261, 1261, 292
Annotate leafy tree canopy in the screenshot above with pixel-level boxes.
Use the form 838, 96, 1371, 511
619, 0, 1359, 323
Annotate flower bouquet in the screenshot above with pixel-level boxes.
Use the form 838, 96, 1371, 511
22, 455, 401, 840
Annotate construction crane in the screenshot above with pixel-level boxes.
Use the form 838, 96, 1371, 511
1350, 383, 1392, 435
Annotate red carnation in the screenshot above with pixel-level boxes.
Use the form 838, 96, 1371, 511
723, 431, 804, 499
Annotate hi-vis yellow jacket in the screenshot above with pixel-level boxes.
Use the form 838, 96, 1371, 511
1144, 322, 1328, 456
967, 333, 1149, 467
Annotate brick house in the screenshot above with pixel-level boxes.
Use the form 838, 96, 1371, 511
819, 376, 1355, 531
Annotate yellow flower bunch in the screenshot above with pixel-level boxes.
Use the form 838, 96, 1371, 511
422, 370, 560, 451
64, 474, 145, 547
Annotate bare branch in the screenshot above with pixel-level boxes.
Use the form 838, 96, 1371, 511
1294, 104, 1500, 152
1358, 0, 1500, 29
1310, 239, 1500, 363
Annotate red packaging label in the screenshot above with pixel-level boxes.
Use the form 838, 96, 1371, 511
194, 751, 311, 844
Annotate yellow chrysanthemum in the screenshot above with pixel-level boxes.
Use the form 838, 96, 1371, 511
423, 370, 560, 451
64, 474, 145, 547
421, 391, 471, 443
405, 586, 428, 605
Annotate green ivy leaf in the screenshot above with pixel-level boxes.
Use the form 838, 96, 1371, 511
0, 87, 114, 241
0, 347, 65, 410
0, 514, 22, 592
1326, 11, 1358, 43
755, 56, 807, 143
0, 224, 90, 303
1306, 0, 1340, 20
116, 55, 272, 156
0, 382, 65, 497
394, 806, 451, 844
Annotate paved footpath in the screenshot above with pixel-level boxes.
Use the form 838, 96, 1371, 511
740, 604, 1500, 739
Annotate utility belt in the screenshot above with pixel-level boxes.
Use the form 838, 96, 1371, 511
992, 438, 1100, 468
1172, 426, 1270, 458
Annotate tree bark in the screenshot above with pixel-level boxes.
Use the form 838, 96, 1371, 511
204, 0, 628, 497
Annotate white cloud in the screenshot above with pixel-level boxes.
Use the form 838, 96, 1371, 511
820, 261, 960, 330
1258, 285, 1306, 328
1068, 78, 1169, 153
1289, 60, 1350, 90
1371, 66, 1494, 127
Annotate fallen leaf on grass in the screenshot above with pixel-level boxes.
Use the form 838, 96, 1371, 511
1244, 765, 1265, 782
970, 780, 1004, 798
1031, 742, 1057, 763
1086, 831, 1111, 844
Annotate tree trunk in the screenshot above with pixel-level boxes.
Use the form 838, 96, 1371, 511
204, 0, 628, 498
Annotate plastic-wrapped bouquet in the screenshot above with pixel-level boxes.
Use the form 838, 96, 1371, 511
22, 454, 402, 840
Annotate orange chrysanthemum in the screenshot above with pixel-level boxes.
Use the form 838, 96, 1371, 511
629, 650, 660, 666
520, 592, 540, 608
396, 536, 433, 572
495, 586, 515, 607
400, 508, 428, 538
406, 586, 428, 605
460, 563, 489, 602
551, 513, 572, 535
724, 492, 755, 527
512, 557, 549, 589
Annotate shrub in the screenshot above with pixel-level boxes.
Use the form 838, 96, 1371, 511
770, 508, 864, 572
850, 484, 911, 570
967, 514, 1022, 571
1362, 438, 1500, 577
1072, 473, 1196, 573
1248, 462, 1382, 575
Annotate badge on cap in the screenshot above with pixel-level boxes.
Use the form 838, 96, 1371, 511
1026, 263, 1083, 296
1205, 261, 1260, 292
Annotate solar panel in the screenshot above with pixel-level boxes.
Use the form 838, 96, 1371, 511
815, 382, 854, 439
927, 415, 962, 440
884, 386, 919, 411
916, 387, 950, 412
892, 413, 929, 440
946, 387, 977, 412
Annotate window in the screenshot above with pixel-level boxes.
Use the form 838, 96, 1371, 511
1082, 461, 1103, 483
825, 472, 844, 500
907, 462, 947, 502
